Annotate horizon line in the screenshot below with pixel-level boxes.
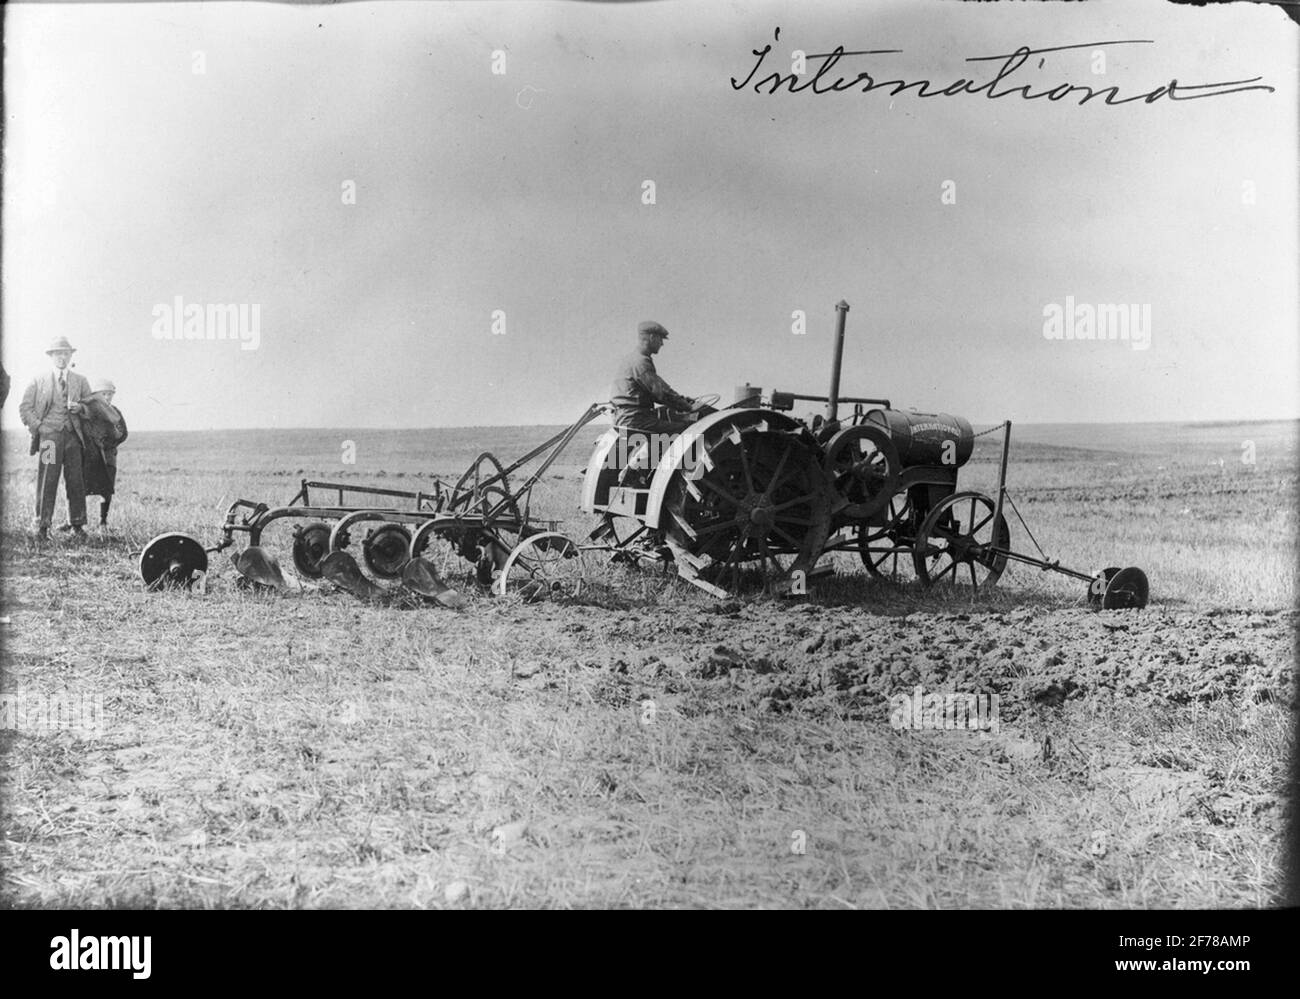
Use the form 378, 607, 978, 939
5, 415, 1299, 435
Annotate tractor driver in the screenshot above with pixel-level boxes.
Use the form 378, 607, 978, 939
610, 321, 713, 435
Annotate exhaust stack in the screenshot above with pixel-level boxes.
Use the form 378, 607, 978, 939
827, 299, 849, 424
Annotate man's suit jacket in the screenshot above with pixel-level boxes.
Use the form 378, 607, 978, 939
19, 369, 90, 446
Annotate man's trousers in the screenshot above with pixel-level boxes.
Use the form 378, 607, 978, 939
35, 428, 86, 528
614, 410, 694, 436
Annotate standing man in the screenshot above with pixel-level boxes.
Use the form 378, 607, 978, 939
19, 337, 91, 540
610, 321, 706, 435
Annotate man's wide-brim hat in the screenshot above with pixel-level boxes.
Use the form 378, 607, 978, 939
45, 336, 77, 354
91, 378, 116, 394
638, 321, 669, 339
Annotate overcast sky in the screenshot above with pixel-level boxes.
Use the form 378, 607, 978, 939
2, 0, 1296, 430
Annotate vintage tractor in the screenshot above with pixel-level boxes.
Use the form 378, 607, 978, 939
577, 301, 1149, 607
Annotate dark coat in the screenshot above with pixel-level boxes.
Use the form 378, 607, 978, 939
82, 398, 128, 498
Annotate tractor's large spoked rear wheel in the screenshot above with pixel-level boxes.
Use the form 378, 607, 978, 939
912, 491, 1010, 594
663, 419, 832, 596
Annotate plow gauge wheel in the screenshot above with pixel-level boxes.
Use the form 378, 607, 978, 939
292, 522, 333, 579
1102, 567, 1149, 610
496, 531, 587, 600
140, 533, 209, 590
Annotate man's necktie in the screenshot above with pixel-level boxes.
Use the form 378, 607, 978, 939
59, 374, 67, 402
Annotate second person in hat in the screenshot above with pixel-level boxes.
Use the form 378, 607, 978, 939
81, 378, 129, 530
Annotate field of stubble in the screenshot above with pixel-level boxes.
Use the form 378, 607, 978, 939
1, 419, 1296, 908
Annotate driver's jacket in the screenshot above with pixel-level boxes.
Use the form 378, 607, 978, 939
610, 350, 693, 425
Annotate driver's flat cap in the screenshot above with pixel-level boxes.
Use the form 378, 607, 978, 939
637, 321, 669, 339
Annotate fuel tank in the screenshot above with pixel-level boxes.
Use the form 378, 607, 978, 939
863, 409, 974, 468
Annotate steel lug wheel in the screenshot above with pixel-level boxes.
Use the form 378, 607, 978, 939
912, 490, 1010, 592
662, 417, 833, 597
496, 531, 593, 601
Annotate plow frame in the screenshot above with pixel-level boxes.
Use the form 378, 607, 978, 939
141, 403, 615, 593
214, 482, 446, 553
211, 402, 609, 553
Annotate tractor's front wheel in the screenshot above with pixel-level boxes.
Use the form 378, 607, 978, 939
912, 491, 1010, 593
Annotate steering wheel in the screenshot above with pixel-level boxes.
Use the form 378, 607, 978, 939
689, 393, 721, 413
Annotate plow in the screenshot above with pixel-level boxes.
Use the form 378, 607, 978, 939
140, 301, 1149, 610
